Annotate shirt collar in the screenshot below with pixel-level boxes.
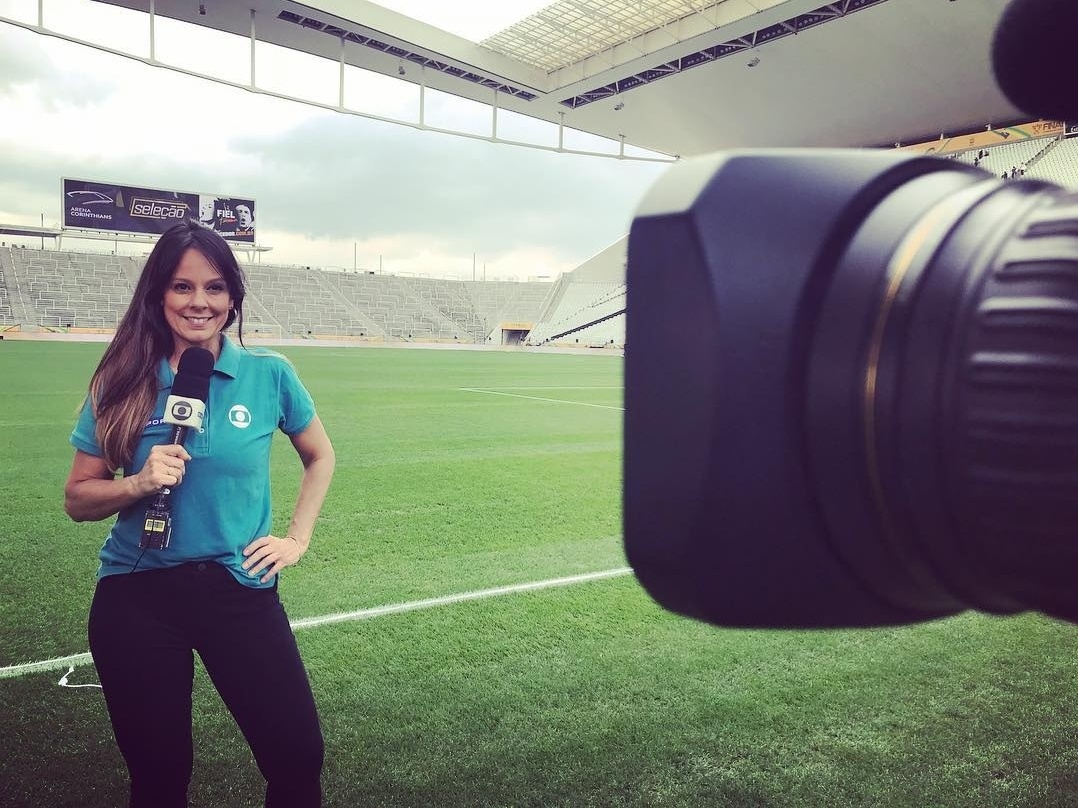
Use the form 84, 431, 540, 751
156, 333, 241, 389
213, 334, 241, 379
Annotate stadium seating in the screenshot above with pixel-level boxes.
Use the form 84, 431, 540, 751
953, 137, 1053, 177
329, 271, 461, 340
0, 267, 15, 326
562, 312, 625, 348
950, 135, 1078, 188
0, 248, 555, 343
461, 279, 554, 337
1025, 137, 1078, 187
397, 276, 488, 341
244, 263, 379, 338
0, 246, 22, 326
4, 248, 134, 329
526, 280, 625, 347
4, 125, 1078, 354
518, 237, 626, 347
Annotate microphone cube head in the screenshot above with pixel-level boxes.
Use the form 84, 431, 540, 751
164, 394, 206, 430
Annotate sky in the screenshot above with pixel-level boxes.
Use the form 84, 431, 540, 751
0, 0, 669, 280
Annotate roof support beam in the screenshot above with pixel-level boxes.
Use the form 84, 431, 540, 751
0, 3, 674, 163
249, 8, 256, 87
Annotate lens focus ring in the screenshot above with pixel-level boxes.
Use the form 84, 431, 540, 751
955, 190, 1078, 621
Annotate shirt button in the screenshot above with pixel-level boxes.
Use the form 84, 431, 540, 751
197, 562, 207, 572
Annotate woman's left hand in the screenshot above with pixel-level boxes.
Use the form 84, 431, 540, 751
241, 535, 304, 583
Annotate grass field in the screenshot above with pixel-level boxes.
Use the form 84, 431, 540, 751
1, 340, 1076, 808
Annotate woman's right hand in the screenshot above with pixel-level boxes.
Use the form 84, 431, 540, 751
132, 444, 191, 497
66, 446, 190, 523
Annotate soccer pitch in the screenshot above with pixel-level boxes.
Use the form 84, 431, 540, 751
1, 341, 1076, 807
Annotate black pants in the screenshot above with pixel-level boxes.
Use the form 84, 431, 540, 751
88, 562, 324, 808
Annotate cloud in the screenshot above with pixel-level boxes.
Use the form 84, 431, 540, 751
229, 113, 665, 261
0, 149, 84, 225
0, 25, 116, 110
0, 16, 667, 274
0, 26, 52, 88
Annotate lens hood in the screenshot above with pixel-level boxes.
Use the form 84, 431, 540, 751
625, 150, 1004, 627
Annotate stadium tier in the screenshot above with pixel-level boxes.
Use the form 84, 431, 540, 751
1024, 137, 1078, 188
244, 263, 381, 339
463, 279, 555, 342
526, 279, 626, 347
3, 136, 1075, 348
0, 253, 16, 326
2, 249, 137, 330
519, 134, 1078, 349
0, 248, 554, 344
521, 237, 627, 348
951, 137, 1055, 177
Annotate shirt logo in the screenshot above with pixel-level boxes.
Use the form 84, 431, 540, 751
228, 404, 252, 428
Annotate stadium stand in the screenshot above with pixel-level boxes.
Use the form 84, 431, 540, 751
0, 247, 553, 343
7, 120, 1078, 350
328, 271, 463, 341
519, 133, 1078, 350
461, 279, 554, 341
0, 261, 15, 326
233, 277, 286, 339
1025, 137, 1078, 187
6, 133, 1073, 349
399, 276, 488, 342
953, 137, 1055, 177
525, 239, 627, 347
243, 263, 379, 339
15, 128, 1075, 348
567, 313, 625, 347
527, 280, 625, 346
0, 247, 23, 326
5, 248, 134, 330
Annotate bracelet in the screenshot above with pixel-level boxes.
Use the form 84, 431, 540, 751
284, 534, 303, 561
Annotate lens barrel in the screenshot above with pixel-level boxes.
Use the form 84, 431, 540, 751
930, 187, 1078, 623
625, 149, 1078, 628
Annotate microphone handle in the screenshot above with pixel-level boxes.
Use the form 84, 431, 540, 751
150, 424, 190, 509
168, 423, 189, 447
140, 423, 193, 550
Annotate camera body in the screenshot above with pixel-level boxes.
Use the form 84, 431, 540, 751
624, 149, 1078, 627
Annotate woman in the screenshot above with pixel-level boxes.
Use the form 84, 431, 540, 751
64, 220, 334, 808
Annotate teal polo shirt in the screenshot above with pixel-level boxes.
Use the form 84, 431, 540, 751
70, 336, 316, 587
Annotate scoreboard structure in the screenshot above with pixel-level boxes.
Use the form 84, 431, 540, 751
62, 178, 256, 244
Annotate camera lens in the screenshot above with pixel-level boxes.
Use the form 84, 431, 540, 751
624, 150, 1078, 628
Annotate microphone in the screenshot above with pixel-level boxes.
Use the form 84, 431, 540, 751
139, 346, 215, 550
991, 0, 1078, 121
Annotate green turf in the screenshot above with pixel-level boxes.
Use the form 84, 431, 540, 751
1, 340, 1076, 807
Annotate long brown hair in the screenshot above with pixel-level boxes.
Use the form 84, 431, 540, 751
87, 220, 247, 471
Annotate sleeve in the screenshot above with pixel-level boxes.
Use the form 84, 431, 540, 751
277, 360, 316, 436
70, 396, 103, 456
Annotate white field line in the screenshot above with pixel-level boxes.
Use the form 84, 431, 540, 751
0, 422, 71, 427
459, 388, 624, 411
292, 567, 632, 629
0, 567, 634, 680
485, 389, 620, 394
1, 652, 94, 679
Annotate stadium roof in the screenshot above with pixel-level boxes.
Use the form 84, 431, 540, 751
84, 0, 1023, 157
478, 0, 772, 73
